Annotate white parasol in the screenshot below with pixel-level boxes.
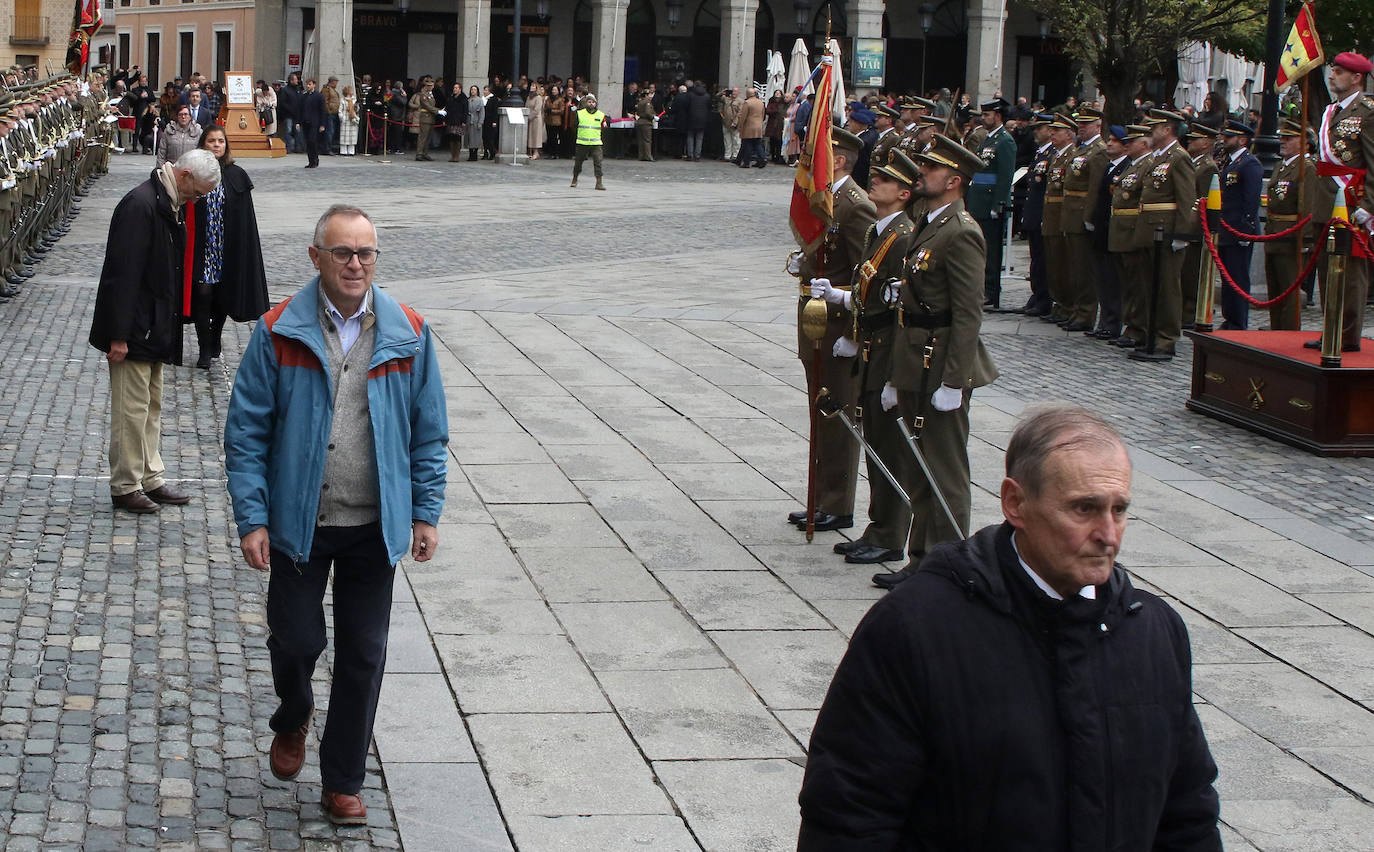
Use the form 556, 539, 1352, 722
827, 38, 847, 122
765, 50, 787, 100
787, 38, 812, 96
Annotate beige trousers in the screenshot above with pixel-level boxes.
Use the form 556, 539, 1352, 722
108, 359, 166, 497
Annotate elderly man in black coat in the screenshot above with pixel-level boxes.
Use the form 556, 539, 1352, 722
798, 405, 1222, 851
89, 149, 222, 513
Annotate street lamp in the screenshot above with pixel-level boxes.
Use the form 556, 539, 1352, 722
1037, 14, 1050, 39
536, 0, 549, 21
919, 2, 935, 94
794, 0, 811, 34
667, 0, 682, 29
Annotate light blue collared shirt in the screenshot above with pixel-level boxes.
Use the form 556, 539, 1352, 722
320, 288, 371, 355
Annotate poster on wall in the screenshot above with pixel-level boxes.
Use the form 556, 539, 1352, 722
853, 37, 886, 88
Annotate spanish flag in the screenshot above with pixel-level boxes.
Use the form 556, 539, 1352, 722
1274, 3, 1323, 92
789, 56, 836, 252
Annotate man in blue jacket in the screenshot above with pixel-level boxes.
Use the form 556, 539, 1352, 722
224, 204, 448, 825
1217, 120, 1262, 329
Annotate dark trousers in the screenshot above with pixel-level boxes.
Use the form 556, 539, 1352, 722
267, 523, 395, 794
1093, 247, 1121, 335
739, 137, 766, 166
976, 215, 1003, 304
304, 131, 320, 167
1218, 243, 1254, 330
1025, 227, 1050, 311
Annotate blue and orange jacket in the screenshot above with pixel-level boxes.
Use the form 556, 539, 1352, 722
224, 280, 449, 565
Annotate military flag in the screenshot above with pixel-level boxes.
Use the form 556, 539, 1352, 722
1275, 3, 1323, 91
65, 0, 103, 74
789, 56, 837, 251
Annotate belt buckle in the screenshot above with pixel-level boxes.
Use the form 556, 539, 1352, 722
913, 415, 925, 429
922, 344, 934, 369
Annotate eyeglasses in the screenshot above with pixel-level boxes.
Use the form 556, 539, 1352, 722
317, 246, 381, 266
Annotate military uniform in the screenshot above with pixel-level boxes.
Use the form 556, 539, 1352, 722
794, 128, 877, 529
1109, 129, 1156, 347
1217, 121, 1263, 330
635, 95, 655, 161
1041, 114, 1077, 322
1019, 116, 1056, 315
965, 102, 1016, 307
1265, 120, 1322, 330
1086, 129, 1129, 339
1131, 110, 1198, 360
1061, 111, 1106, 329
881, 136, 998, 585
1315, 55, 1374, 350
1180, 125, 1219, 326
868, 105, 902, 170
412, 85, 438, 161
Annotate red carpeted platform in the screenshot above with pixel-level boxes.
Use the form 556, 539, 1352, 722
1206, 330, 1374, 368
1185, 330, 1374, 456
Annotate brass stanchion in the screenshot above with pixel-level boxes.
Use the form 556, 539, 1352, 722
380, 113, 391, 164
1321, 220, 1349, 368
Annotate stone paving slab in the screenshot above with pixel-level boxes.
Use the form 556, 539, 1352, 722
4, 152, 1373, 850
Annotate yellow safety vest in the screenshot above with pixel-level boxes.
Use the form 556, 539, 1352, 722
576, 109, 605, 146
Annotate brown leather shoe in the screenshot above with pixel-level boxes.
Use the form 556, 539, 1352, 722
145, 484, 191, 505
321, 790, 368, 825
112, 491, 159, 513
269, 721, 310, 781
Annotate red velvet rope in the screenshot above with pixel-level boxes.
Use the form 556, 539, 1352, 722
1218, 215, 1311, 242
1199, 206, 1327, 308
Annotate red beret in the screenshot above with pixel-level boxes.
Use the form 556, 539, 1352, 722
1333, 52, 1373, 74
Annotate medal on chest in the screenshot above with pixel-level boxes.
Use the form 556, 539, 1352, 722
911, 247, 933, 272
1150, 162, 1171, 188
1338, 116, 1362, 139
1071, 156, 1087, 175
1225, 171, 1239, 187
1273, 180, 1291, 201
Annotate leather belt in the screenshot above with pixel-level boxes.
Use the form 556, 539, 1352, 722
1114, 208, 1140, 216
858, 309, 895, 331
1141, 202, 1178, 212
1063, 190, 1088, 197
898, 308, 952, 329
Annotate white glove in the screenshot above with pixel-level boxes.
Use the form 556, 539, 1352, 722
820, 56, 834, 66
989, 209, 999, 220
1084, 222, 1095, 232
882, 280, 901, 305
1238, 240, 1251, 248
810, 277, 850, 308
880, 383, 898, 411
833, 336, 859, 358
931, 384, 963, 412
1171, 239, 1188, 252
437, 109, 447, 117
1353, 208, 1372, 228
786, 251, 802, 275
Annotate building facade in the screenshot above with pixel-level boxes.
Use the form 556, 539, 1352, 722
246, 0, 1082, 118
102, 0, 256, 88
3, 0, 84, 74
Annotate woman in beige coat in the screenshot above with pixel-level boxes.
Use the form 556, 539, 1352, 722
526, 84, 546, 159
156, 104, 203, 166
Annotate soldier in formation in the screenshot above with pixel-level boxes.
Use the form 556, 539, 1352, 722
967, 99, 1016, 309
1, 72, 113, 299
1264, 119, 1325, 331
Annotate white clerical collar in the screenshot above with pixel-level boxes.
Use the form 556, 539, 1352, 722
926, 202, 952, 223
1011, 531, 1097, 601
875, 210, 902, 235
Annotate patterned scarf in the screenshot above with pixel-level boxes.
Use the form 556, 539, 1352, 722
203, 182, 225, 285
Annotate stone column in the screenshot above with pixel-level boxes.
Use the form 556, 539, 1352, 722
254, 0, 287, 81
315, 0, 355, 92
852, 0, 884, 39
964, 0, 1005, 105
718, 0, 758, 92
457, 0, 492, 93
589, 0, 626, 117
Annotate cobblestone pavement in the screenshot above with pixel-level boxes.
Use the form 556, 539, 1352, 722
2, 150, 1373, 850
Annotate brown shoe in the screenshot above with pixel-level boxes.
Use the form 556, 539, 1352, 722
321, 790, 367, 825
269, 720, 310, 781
145, 484, 191, 505
112, 491, 159, 514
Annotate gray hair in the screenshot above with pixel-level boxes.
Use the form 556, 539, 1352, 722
1005, 405, 1127, 496
313, 204, 374, 246
173, 148, 221, 187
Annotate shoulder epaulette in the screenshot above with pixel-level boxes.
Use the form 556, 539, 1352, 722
959, 211, 975, 224
1363, 96, 1374, 110
894, 220, 915, 235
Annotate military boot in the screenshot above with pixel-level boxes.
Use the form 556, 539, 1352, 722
595, 177, 605, 191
